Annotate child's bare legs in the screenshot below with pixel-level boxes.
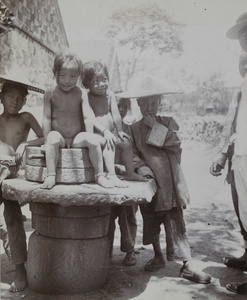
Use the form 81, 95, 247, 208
10, 263, 27, 292
0, 142, 15, 183
73, 132, 114, 188
100, 141, 128, 188
118, 139, 147, 181
40, 131, 64, 189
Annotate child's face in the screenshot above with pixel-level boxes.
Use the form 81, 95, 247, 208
239, 51, 247, 78
117, 98, 129, 119
1, 86, 26, 115
88, 72, 109, 96
57, 61, 80, 92
137, 95, 161, 118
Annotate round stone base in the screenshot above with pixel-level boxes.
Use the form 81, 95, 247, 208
27, 232, 110, 294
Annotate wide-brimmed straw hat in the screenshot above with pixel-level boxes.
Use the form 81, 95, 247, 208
226, 12, 247, 39
116, 77, 182, 99
0, 63, 44, 94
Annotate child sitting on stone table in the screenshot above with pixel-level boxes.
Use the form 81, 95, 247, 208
82, 61, 147, 183
40, 53, 126, 190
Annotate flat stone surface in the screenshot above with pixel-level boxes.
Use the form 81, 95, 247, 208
2, 173, 157, 207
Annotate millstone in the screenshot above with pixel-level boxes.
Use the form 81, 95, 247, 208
25, 146, 95, 183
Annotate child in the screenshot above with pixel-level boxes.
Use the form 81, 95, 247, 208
41, 53, 123, 190
117, 78, 211, 283
82, 61, 146, 182
0, 80, 44, 292
108, 97, 138, 266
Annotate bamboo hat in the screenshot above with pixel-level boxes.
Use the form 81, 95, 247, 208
116, 77, 183, 99
0, 63, 44, 94
226, 12, 247, 39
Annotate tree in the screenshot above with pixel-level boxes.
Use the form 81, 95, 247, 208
105, 4, 184, 88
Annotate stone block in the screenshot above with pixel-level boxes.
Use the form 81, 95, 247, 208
27, 232, 109, 294
25, 147, 95, 183
30, 202, 111, 239
25, 165, 95, 184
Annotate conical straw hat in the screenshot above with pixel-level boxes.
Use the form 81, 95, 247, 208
116, 77, 183, 99
0, 63, 44, 94
226, 12, 247, 39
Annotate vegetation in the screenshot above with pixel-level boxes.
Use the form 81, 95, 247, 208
106, 4, 184, 88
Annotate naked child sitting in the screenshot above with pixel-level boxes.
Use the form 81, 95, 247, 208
41, 53, 120, 190
82, 61, 147, 182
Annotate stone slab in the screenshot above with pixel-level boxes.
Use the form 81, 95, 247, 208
2, 173, 157, 207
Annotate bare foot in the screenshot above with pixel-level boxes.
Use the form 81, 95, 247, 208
106, 174, 129, 188
96, 174, 114, 188
144, 256, 166, 272
124, 171, 148, 182
9, 264, 27, 292
40, 175, 56, 189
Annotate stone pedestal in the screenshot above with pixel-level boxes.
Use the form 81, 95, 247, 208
2, 175, 156, 295
27, 203, 110, 294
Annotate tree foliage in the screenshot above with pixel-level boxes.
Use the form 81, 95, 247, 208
107, 4, 183, 56
105, 4, 184, 88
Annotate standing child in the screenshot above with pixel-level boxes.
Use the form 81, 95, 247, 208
117, 78, 211, 284
82, 61, 147, 183
41, 53, 121, 190
108, 98, 138, 266
0, 79, 44, 292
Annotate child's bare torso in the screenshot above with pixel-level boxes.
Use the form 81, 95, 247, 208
51, 87, 84, 140
0, 113, 30, 151
88, 92, 115, 132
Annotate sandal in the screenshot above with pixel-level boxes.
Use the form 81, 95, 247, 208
226, 282, 247, 295
179, 261, 211, 284
122, 250, 136, 266
223, 254, 247, 270
144, 258, 165, 272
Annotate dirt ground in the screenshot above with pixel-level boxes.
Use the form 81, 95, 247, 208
1, 139, 247, 300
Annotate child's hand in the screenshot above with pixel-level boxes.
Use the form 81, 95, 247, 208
143, 115, 156, 128
104, 129, 116, 150
15, 142, 28, 164
210, 161, 223, 176
118, 131, 132, 143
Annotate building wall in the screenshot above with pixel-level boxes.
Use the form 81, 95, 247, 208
0, 0, 68, 106
4, 0, 68, 53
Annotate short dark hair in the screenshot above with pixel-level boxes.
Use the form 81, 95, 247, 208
82, 61, 109, 89
1, 82, 28, 97
53, 52, 84, 78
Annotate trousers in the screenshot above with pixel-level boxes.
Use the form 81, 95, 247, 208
140, 203, 191, 261
108, 205, 137, 253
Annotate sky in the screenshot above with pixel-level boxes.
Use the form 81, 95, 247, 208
58, 0, 247, 90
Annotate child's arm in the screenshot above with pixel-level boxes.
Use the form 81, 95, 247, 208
42, 89, 52, 143
81, 89, 116, 149
15, 113, 44, 163
81, 88, 94, 133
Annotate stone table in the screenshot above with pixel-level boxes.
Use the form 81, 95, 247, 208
2, 174, 156, 295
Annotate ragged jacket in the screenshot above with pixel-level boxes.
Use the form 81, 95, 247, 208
129, 116, 190, 211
